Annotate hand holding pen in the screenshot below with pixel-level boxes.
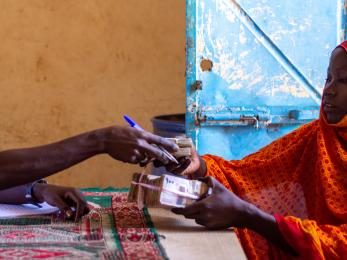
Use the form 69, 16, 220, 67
101, 124, 179, 165
123, 115, 179, 165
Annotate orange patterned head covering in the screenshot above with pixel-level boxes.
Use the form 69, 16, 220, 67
320, 40, 347, 128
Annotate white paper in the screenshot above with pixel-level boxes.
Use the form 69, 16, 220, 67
0, 202, 59, 218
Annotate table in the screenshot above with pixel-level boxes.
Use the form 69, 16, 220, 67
0, 190, 246, 259
149, 208, 247, 260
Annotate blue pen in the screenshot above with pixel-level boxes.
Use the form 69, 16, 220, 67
123, 115, 179, 164
123, 115, 144, 131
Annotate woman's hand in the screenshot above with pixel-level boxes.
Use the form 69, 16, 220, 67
33, 184, 89, 221
172, 177, 297, 255
101, 126, 179, 165
172, 176, 251, 229
161, 147, 206, 178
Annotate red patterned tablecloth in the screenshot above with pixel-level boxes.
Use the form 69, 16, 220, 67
0, 188, 167, 260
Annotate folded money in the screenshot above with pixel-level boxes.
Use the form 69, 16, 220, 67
128, 173, 210, 209
166, 137, 194, 158
166, 137, 193, 147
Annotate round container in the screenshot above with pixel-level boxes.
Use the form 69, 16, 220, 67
151, 113, 185, 137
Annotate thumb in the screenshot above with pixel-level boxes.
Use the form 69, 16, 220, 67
197, 176, 214, 186
171, 207, 184, 215
198, 176, 223, 191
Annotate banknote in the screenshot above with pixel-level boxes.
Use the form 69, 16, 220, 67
166, 137, 194, 148
127, 173, 210, 209
165, 137, 194, 158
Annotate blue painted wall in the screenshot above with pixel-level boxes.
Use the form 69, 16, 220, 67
186, 0, 347, 159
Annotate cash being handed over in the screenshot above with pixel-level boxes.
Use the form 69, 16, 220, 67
128, 173, 211, 209
166, 137, 194, 159
127, 137, 201, 209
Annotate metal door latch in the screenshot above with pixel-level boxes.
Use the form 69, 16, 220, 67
240, 115, 260, 130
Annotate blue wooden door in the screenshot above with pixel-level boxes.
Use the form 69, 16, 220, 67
186, 0, 347, 159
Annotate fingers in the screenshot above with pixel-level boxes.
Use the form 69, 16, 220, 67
198, 176, 219, 188
173, 208, 209, 227
139, 142, 170, 164
128, 149, 150, 166
65, 191, 88, 221
131, 149, 147, 165
166, 157, 191, 174
177, 157, 192, 174
197, 176, 211, 184
50, 196, 74, 219
194, 218, 217, 229
153, 159, 163, 168
139, 159, 150, 167
171, 201, 203, 217
203, 177, 227, 193
138, 153, 150, 167
131, 130, 179, 165
126, 149, 140, 164
195, 218, 206, 226
49, 189, 88, 221
153, 157, 191, 176
141, 132, 179, 152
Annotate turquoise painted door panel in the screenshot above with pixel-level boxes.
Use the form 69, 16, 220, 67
186, 0, 347, 159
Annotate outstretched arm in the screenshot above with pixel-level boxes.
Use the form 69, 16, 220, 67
0, 130, 102, 189
172, 177, 297, 256
0, 125, 178, 190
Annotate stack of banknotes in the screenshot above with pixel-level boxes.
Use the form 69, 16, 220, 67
166, 137, 194, 158
127, 173, 211, 209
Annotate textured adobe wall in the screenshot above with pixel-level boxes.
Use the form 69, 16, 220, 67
0, 0, 185, 188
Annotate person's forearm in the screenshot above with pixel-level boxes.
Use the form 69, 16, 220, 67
0, 183, 34, 204
242, 203, 298, 256
0, 129, 105, 190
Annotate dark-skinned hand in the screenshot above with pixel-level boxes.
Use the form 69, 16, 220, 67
172, 177, 298, 255
172, 176, 250, 229
33, 184, 89, 221
155, 147, 206, 178
102, 126, 179, 165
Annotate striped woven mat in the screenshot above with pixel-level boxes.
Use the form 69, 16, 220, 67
0, 188, 167, 259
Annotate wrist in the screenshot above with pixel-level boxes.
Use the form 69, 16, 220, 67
85, 128, 107, 154
195, 156, 207, 178
30, 181, 48, 204
242, 202, 276, 232
32, 184, 45, 203
241, 203, 297, 255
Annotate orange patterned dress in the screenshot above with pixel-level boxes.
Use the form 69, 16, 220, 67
202, 111, 347, 259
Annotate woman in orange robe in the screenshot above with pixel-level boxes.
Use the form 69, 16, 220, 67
171, 42, 347, 259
